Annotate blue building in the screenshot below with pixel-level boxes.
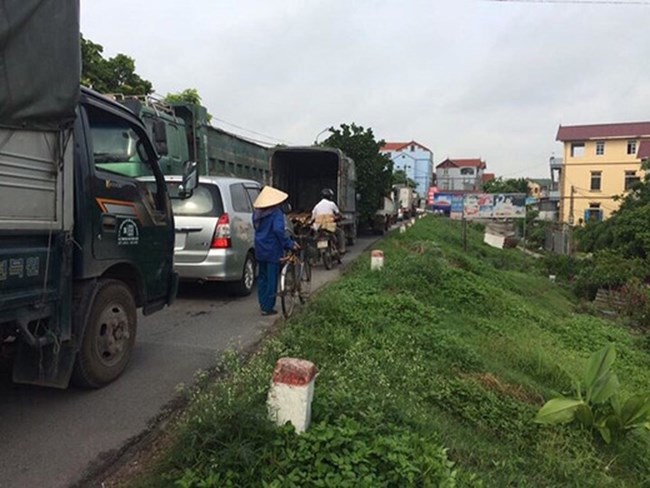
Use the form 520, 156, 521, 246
380, 140, 433, 197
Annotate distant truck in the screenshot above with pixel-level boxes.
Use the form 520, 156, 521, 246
113, 95, 270, 182
395, 185, 418, 220
270, 146, 358, 244
0, 1, 196, 388
372, 196, 397, 234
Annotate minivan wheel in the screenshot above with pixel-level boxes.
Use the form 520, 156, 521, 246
231, 253, 256, 296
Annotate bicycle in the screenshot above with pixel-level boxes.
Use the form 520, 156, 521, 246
279, 238, 312, 318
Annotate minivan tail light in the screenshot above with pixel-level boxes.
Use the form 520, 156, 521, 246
211, 213, 231, 249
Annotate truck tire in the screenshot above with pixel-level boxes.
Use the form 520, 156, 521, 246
230, 253, 256, 296
71, 279, 137, 388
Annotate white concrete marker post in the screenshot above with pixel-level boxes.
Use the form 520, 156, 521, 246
267, 358, 318, 434
370, 250, 384, 271
400, 225, 406, 233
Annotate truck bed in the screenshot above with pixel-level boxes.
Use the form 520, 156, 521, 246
0, 129, 73, 231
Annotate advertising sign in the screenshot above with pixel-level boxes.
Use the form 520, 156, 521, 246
450, 194, 464, 220
461, 193, 526, 220
492, 193, 526, 218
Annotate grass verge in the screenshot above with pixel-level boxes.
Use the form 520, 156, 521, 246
132, 216, 650, 487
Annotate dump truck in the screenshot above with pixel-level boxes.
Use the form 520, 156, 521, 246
270, 146, 358, 244
112, 95, 270, 182
0, 0, 196, 388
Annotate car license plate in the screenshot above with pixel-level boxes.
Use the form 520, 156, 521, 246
317, 240, 328, 249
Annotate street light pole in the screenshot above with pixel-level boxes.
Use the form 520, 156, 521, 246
314, 127, 333, 145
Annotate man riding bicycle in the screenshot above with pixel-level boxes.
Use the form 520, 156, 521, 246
311, 188, 346, 255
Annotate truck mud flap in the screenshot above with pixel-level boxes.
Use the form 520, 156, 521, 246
13, 340, 76, 389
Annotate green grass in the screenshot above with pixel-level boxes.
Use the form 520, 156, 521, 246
134, 216, 650, 487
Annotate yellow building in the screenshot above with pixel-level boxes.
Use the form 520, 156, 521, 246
556, 122, 650, 224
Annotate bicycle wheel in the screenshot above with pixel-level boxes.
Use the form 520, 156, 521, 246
280, 262, 297, 318
299, 260, 312, 303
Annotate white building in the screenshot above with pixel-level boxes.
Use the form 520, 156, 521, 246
436, 158, 487, 192
380, 141, 433, 196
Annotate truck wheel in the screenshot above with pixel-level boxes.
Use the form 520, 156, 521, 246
231, 253, 256, 296
72, 279, 137, 388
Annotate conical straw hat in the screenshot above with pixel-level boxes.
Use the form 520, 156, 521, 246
253, 186, 288, 209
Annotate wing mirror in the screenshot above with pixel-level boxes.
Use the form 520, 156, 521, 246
178, 161, 198, 199
152, 120, 168, 156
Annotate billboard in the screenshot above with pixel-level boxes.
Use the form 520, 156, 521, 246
462, 193, 526, 219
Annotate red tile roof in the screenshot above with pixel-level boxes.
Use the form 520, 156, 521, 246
482, 173, 495, 183
638, 140, 650, 159
382, 142, 410, 151
381, 140, 432, 153
556, 122, 650, 141
436, 158, 486, 169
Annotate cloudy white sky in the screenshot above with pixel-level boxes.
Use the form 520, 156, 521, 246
81, 0, 650, 178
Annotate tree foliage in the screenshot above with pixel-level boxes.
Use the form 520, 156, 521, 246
81, 35, 153, 95
392, 169, 417, 189
165, 88, 203, 105
482, 177, 529, 194
321, 123, 393, 224
577, 160, 650, 259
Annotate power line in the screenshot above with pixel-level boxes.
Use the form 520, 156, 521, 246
211, 116, 296, 146
484, 0, 650, 4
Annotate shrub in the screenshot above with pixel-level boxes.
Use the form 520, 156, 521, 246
534, 344, 650, 444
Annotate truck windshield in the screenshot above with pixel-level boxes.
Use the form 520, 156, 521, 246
89, 120, 153, 178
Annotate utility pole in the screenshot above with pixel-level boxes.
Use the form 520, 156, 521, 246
568, 185, 575, 225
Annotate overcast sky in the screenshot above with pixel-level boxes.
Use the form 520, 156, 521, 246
81, 0, 650, 178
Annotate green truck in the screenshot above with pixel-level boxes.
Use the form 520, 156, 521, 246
114, 95, 270, 182
0, 1, 196, 388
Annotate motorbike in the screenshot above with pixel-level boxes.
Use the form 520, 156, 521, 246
315, 228, 342, 270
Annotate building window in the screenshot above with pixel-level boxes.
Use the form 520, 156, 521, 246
590, 171, 602, 191
627, 140, 637, 155
625, 170, 641, 190
571, 143, 585, 157
585, 203, 603, 223
460, 167, 474, 175
596, 141, 605, 156
410, 145, 415, 152
443, 169, 449, 176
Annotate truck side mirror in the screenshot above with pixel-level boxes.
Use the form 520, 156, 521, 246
179, 161, 199, 199
152, 120, 168, 156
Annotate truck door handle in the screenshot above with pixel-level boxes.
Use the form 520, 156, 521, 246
102, 214, 117, 231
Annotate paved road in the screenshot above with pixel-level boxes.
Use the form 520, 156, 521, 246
0, 236, 379, 488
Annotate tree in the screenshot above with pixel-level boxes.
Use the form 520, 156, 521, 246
576, 160, 650, 259
321, 124, 393, 225
482, 177, 529, 194
81, 35, 153, 95
164, 88, 202, 105
392, 169, 417, 188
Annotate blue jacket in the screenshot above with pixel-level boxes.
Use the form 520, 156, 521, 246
253, 206, 295, 263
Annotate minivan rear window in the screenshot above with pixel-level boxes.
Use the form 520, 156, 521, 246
165, 182, 224, 217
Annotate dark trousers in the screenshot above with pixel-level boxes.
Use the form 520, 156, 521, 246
257, 261, 280, 313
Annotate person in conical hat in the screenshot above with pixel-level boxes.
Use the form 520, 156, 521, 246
253, 186, 289, 209
252, 186, 297, 316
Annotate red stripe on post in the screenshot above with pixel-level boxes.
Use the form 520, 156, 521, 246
272, 358, 318, 386
371, 250, 384, 257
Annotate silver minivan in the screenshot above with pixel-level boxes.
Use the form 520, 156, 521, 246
148, 175, 261, 295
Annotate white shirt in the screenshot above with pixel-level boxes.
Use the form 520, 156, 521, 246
312, 198, 340, 218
